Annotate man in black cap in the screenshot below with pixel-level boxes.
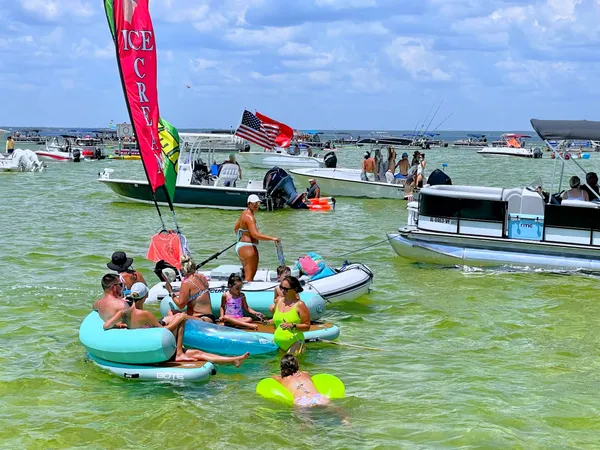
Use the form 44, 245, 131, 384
107, 251, 147, 294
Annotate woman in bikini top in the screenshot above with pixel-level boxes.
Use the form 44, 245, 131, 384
171, 256, 214, 322
234, 195, 280, 282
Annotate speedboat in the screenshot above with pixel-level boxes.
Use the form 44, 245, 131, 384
99, 137, 309, 210
146, 262, 373, 305
388, 118, 600, 271
35, 136, 82, 162
357, 132, 413, 147
237, 148, 337, 169
477, 133, 544, 158
290, 167, 409, 200
452, 134, 488, 148
0, 149, 46, 172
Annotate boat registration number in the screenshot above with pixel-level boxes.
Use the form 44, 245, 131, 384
429, 217, 457, 225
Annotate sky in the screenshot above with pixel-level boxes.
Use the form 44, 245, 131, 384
0, 0, 598, 131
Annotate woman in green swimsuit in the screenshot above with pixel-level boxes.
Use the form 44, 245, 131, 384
272, 276, 311, 354
234, 194, 280, 282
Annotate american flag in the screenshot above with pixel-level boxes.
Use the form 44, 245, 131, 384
235, 110, 278, 150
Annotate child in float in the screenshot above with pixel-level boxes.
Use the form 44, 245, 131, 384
270, 265, 292, 313
219, 274, 264, 329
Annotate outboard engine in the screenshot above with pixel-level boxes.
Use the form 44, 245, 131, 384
72, 149, 81, 162
323, 151, 337, 168
263, 167, 308, 209
533, 147, 543, 159
95, 147, 104, 160
427, 168, 452, 186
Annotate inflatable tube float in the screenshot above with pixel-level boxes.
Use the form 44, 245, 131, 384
147, 262, 372, 307
151, 286, 326, 320
256, 373, 345, 405
88, 353, 216, 382
79, 312, 175, 364
182, 318, 340, 355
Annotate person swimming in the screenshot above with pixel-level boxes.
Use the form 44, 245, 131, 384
273, 354, 330, 407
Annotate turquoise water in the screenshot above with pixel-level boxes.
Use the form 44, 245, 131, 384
2, 148, 600, 448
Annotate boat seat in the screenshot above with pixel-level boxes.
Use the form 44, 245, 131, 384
561, 199, 600, 209
247, 180, 263, 190
421, 185, 503, 201
214, 163, 239, 187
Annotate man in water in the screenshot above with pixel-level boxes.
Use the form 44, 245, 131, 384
306, 179, 320, 199
107, 251, 147, 294
103, 283, 250, 366
5, 136, 14, 154
93, 274, 128, 325
362, 152, 376, 181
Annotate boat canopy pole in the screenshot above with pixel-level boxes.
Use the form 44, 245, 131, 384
546, 140, 600, 201
558, 159, 565, 194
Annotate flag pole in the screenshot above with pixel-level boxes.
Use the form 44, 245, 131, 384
106, 0, 167, 231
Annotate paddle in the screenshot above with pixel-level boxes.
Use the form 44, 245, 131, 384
311, 338, 385, 352
196, 242, 237, 269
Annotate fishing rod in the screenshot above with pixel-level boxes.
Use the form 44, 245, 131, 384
196, 242, 237, 269
422, 99, 444, 138
417, 102, 436, 138
430, 112, 454, 135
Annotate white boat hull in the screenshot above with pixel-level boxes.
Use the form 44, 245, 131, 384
477, 148, 536, 158
35, 151, 72, 162
291, 168, 407, 199
388, 231, 600, 271
238, 151, 325, 169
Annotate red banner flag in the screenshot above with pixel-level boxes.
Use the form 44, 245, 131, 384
112, 0, 164, 192
256, 112, 294, 148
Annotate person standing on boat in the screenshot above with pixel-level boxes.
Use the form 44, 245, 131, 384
563, 176, 589, 201
234, 194, 280, 282
218, 153, 242, 185
362, 151, 376, 181
5, 136, 14, 154
387, 146, 397, 173
416, 153, 426, 188
395, 153, 410, 177
306, 179, 320, 199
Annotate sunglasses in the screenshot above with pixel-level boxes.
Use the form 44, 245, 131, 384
280, 285, 292, 292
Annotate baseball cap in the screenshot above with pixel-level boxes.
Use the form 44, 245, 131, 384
130, 282, 148, 299
247, 194, 261, 204
162, 268, 177, 283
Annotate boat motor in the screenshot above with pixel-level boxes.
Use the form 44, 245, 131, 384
72, 149, 81, 162
533, 147, 543, 159
263, 167, 308, 209
427, 168, 452, 186
323, 151, 337, 168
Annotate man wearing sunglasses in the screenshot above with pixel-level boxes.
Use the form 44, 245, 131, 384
93, 274, 129, 328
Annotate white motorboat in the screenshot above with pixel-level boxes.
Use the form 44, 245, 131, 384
290, 167, 408, 200
237, 148, 337, 170
0, 148, 46, 172
146, 262, 373, 305
35, 136, 82, 162
477, 133, 542, 158
388, 119, 600, 271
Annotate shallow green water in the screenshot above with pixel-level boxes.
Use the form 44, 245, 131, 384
2, 148, 600, 449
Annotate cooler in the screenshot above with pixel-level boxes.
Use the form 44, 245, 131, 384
508, 213, 543, 241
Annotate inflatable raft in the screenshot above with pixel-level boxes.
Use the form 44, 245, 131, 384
183, 320, 340, 356
79, 312, 216, 382
149, 285, 327, 320
88, 353, 216, 382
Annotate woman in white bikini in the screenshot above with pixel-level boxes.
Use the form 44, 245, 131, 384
234, 195, 280, 282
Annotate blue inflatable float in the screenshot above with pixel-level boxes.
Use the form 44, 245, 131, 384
88, 353, 216, 382
80, 311, 175, 364
182, 319, 340, 356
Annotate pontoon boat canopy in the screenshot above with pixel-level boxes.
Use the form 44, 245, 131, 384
531, 119, 600, 141
467, 133, 486, 138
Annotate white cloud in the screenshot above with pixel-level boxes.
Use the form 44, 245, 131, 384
308, 71, 333, 85
386, 37, 451, 81
189, 58, 220, 71
225, 26, 297, 47
279, 42, 314, 57
326, 21, 389, 37
20, 0, 94, 20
